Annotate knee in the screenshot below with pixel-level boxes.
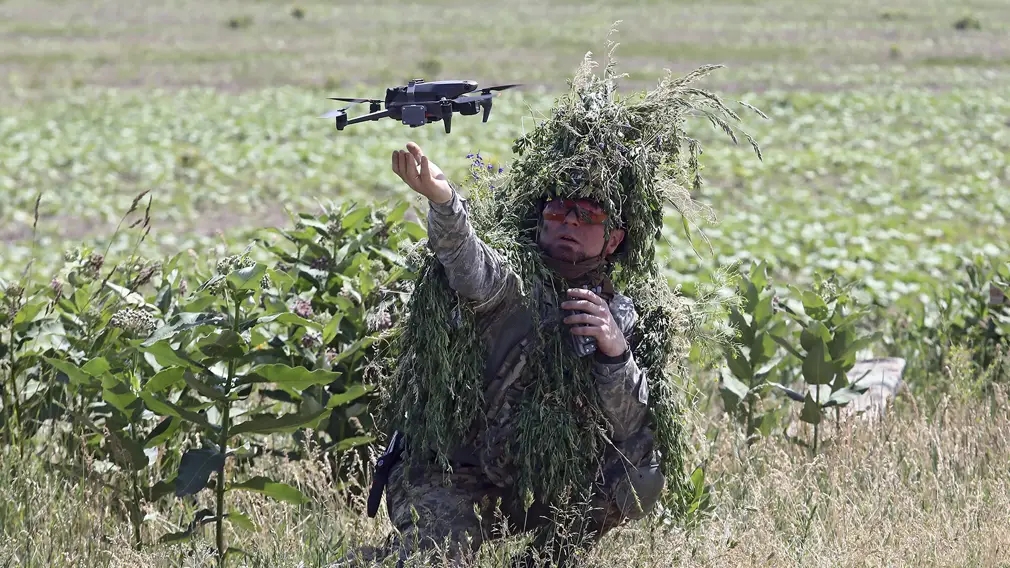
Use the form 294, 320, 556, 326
612, 461, 665, 520
603, 425, 666, 520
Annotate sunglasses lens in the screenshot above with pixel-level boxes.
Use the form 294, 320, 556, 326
543, 199, 608, 224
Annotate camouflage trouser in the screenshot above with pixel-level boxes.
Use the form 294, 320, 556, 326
381, 425, 664, 567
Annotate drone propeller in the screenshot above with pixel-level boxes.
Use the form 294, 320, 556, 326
479, 83, 521, 93
320, 97, 383, 119
327, 97, 382, 104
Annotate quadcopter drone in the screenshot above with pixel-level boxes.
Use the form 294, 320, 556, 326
321, 79, 520, 134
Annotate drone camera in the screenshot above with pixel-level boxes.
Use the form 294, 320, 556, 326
401, 104, 427, 127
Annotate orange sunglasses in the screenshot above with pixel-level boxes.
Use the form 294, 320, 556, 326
542, 198, 609, 224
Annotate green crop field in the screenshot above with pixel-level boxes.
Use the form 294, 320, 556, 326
2, 0, 1010, 566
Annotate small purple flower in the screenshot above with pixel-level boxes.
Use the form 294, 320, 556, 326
301, 331, 321, 349
293, 299, 314, 319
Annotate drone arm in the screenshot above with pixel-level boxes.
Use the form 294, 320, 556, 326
343, 109, 393, 126
426, 185, 517, 312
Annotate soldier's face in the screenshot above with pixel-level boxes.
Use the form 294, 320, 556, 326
538, 198, 625, 263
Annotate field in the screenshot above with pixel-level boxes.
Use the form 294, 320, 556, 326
2, 0, 1010, 566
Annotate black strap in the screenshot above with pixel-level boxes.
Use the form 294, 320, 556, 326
366, 431, 404, 518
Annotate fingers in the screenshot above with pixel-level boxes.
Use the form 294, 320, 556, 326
406, 141, 424, 162
420, 155, 431, 179
566, 288, 605, 305
391, 150, 406, 178
569, 325, 603, 337
561, 298, 607, 315
391, 144, 427, 178
391, 149, 418, 186
563, 313, 607, 327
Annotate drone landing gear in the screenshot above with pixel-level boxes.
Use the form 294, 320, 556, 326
440, 99, 453, 134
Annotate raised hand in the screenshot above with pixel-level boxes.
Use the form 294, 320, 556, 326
391, 142, 453, 205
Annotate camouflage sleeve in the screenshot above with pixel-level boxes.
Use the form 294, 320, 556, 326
426, 185, 515, 312
591, 296, 649, 442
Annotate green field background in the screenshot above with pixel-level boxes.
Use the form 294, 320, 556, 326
3, 0, 1008, 308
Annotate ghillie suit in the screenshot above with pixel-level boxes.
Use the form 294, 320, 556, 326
374, 36, 761, 567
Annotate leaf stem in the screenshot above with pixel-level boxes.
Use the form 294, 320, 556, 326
215, 291, 241, 567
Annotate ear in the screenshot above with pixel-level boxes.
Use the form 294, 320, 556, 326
604, 228, 625, 256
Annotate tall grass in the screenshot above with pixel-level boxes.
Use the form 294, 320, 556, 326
2, 355, 1007, 567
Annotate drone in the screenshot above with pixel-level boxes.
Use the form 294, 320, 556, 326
321, 79, 520, 134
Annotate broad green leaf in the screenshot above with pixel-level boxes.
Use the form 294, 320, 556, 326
102, 374, 138, 416
800, 321, 831, 352
799, 290, 829, 320
326, 384, 374, 408
770, 334, 804, 361
229, 476, 309, 505
183, 370, 227, 401
727, 307, 754, 345
141, 340, 197, 370
257, 312, 322, 330
801, 338, 835, 385
402, 220, 427, 241
800, 393, 822, 425
81, 357, 111, 376
752, 294, 775, 328
386, 200, 410, 224
340, 206, 371, 231
226, 512, 256, 531
43, 357, 95, 387
144, 416, 180, 448
229, 408, 330, 436
719, 373, 750, 402
750, 331, 778, 368
107, 430, 149, 471
825, 387, 864, 408
749, 262, 768, 290
321, 313, 344, 345
13, 295, 48, 326
241, 364, 340, 390
175, 449, 225, 497
744, 281, 760, 314
200, 329, 247, 360
334, 435, 375, 452
141, 392, 218, 432
724, 346, 753, 382
143, 366, 186, 394
227, 263, 267, 292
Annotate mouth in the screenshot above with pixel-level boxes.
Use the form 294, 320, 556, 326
558, 235, 579, 244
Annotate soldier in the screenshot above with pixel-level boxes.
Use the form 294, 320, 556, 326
368, 141, 667, 568
339, 48, 760, 568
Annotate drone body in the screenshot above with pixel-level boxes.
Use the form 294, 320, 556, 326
321, 79, 519, 134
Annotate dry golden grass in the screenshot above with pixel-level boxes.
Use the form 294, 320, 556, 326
3, 357, 1009, 568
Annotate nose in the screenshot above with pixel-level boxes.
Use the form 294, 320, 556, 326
562, 208, 581, 225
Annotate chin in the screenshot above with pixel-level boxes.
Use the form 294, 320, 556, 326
549, 246, 583, 263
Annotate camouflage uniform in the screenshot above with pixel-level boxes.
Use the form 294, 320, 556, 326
382, 189, 665, 567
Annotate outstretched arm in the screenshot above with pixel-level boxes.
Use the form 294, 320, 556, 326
390, 142, 514, 312
426, 186, 515, 311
